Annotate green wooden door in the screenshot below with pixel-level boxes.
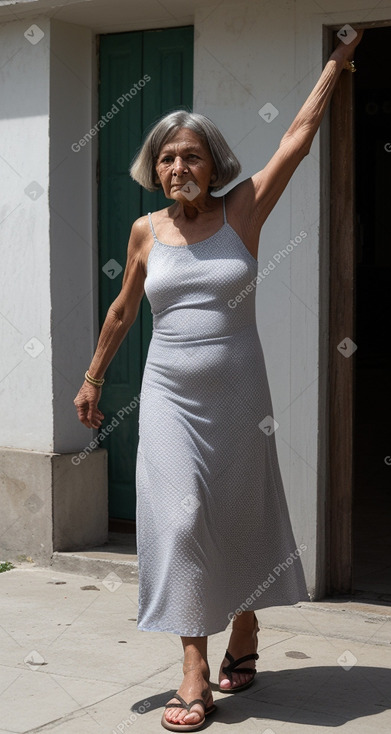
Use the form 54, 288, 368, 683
98, 27, 194, 521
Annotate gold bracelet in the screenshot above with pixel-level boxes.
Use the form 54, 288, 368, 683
85, 370, 105, 386
344, 59, 356, 73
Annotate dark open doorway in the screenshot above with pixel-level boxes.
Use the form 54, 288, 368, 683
328, 23, 391, 598
352, 27, 391, 599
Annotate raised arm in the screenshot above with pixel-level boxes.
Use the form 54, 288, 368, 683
234, 28, 363, 239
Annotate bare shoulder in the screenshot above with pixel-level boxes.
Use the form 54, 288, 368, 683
130, 214, 152, 243
225, 178, 260, 256
131, 206, 173, 238
226, 177, 257, 214
129, 214, 155, 276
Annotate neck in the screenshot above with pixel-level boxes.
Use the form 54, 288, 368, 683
174, 193, 218, 221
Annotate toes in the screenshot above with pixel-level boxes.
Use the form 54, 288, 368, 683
239, 672, 251, 685
222, 671, 253, 688
183, 711, 202, 723
164, 703, 204, 725
232, 673, 242, 687
164, 707, 178, 722
165, 705, 183, 723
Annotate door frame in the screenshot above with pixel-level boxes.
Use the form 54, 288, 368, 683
326, 19, 391, 594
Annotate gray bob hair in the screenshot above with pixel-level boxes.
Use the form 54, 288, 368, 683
129, 110, 241, 192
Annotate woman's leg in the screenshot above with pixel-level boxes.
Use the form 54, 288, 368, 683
163, 635, 213, 726
219, 610, 259, 689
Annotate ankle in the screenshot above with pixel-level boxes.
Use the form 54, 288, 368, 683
232, 612, 258, 633
183, 660, 210, 680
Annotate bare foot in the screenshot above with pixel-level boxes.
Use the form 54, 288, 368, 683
219, 613, 259, 690
163, 668, 213, 727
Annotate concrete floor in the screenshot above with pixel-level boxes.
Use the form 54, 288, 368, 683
0, 562, 390, 733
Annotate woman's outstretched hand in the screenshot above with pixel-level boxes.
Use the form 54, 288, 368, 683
334, 27, 364, 61
74, 381, 105, 429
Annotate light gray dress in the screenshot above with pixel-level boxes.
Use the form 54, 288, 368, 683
135, 196, 309, 636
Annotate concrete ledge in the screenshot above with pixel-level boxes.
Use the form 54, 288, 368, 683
52, 449, 108, 551
50, 532, 138, 582
0, 447, 108, 564
51, 550, 139, 583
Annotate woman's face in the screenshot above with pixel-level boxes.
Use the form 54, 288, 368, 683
155, 128, 216, 203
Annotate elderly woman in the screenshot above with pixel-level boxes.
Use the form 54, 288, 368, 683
74, 29, 362, 732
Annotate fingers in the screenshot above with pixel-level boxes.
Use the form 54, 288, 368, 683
73, 389, 105, 429
77, 413, 103, 429
334, 26, 363, 56
348, 28, 364, 54
87, 408, 105, 429
75, 407, 92, 428
74, 404, 100, 429
88, 417, 103, 429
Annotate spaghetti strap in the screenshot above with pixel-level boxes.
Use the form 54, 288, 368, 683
148, 212, 157, 240
222, 195, 227, 224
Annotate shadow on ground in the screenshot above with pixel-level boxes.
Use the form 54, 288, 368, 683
131, 665, 391, 728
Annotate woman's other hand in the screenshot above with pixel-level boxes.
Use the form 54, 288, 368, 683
334, 27, 364, 61
73, 381, 105, 429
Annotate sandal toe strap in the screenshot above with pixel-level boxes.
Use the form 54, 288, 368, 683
165, 693, 206, 711
222, 664, 256, 676
222, 650, 259, 679
223, 650, 259, 669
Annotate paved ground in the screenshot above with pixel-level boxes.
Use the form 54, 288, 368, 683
1, 562, 391, 733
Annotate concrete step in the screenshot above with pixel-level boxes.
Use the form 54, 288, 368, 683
50, 531, 139, 583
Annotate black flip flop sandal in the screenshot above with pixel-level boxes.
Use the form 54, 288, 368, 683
218, 650, 259, 693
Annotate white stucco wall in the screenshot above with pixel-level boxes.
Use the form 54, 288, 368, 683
0, 17, 52, 452
49, 19, 98, 453
0, 16, 98, 453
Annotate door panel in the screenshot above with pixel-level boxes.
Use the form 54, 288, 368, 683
98, 27, 194, 520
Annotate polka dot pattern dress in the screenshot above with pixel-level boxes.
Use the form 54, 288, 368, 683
135, 196, 309, 636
